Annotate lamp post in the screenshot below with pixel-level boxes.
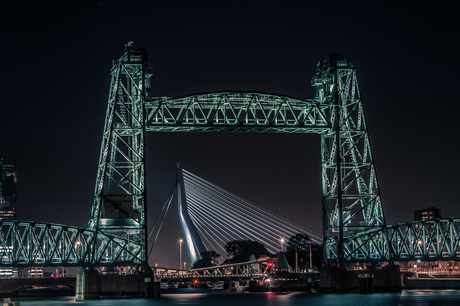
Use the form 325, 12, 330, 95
280, 238, 285, 252
76, 240, 80, 263
179, 239, 183, 270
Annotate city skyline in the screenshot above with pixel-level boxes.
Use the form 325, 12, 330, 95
1, 1, 459, 268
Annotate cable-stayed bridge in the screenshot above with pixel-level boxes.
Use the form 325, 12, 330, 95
147, 164, 322, 265
181, 167, 322, 259
2, 42, 460, 270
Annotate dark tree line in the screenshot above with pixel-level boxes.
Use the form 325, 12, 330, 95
223, 239, 270, 264
192, 250, 221, 269
284, 233, 323, 271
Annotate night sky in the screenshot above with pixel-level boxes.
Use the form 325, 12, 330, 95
1, 1, 459, 268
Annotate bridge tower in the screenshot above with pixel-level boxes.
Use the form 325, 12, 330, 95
177, 161, 207, 264
87, 42, 153, 266
313, 54, 391, 266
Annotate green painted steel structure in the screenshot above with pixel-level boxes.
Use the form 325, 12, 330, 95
86, 42, 151, 267
1, 43, 457, 268
0, 221, 142, 267
313, 54, 390, 266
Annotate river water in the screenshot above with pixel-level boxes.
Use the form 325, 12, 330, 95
11, 290, 460, 305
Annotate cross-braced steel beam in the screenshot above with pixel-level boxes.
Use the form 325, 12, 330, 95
0, 221, 142, 267
145, 92, 331, 133
387, 219, 460, 261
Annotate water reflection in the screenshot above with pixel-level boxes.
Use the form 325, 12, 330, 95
14, 290, 460, 306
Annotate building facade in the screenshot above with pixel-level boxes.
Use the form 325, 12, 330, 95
414, 206, 441, 221
0, 157, 16, 220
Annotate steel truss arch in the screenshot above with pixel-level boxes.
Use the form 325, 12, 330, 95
145, 92, 331, 133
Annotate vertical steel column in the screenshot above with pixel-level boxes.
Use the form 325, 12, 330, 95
87, 42, 152, 266
333, 63, 344, 269
314, 54, 390, 264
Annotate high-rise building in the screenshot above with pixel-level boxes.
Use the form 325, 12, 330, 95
0, 157, 17, 278
0, 157, 16, 220
414, 206, 441, 221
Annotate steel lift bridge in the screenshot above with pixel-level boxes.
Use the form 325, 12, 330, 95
2, 42, 460, 270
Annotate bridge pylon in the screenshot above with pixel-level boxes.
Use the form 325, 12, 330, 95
177, 161, 207, 264
87, 42, 153, 266
313, 54, 392, 266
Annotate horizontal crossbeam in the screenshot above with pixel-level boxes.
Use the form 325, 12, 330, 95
145, 92, 331, 133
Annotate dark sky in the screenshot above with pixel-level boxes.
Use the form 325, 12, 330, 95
1, 1, 459, 268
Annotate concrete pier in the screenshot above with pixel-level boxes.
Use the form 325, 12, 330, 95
81, 269, 154, 299
320, 264, 401, 293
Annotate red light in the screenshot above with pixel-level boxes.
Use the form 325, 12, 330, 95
55, 275, 59, 278
268, 262, 273, 267
121, 266, 124, 269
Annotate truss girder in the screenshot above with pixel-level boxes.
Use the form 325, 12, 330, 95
387, 219, 460, 261
145, 93, 331, 133
0, 221, 142, 267
153, 258, 270, 279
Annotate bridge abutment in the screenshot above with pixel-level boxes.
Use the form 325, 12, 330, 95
83, 269, 100, 299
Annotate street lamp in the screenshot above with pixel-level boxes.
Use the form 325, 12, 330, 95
280, 238, 285, 252
179, 239, 183, 270
75, 240, 81, 263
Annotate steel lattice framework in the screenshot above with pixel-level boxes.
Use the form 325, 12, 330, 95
142, 54, 390, 265
1, 42, 150, 268
86, 42, 152, 266
0, 221, 142, 267
312, 55, 390, 265
1, 43, 458, 268
154, 257, 271, 280
144, 92, 330, 133
387, 219, 460, 261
